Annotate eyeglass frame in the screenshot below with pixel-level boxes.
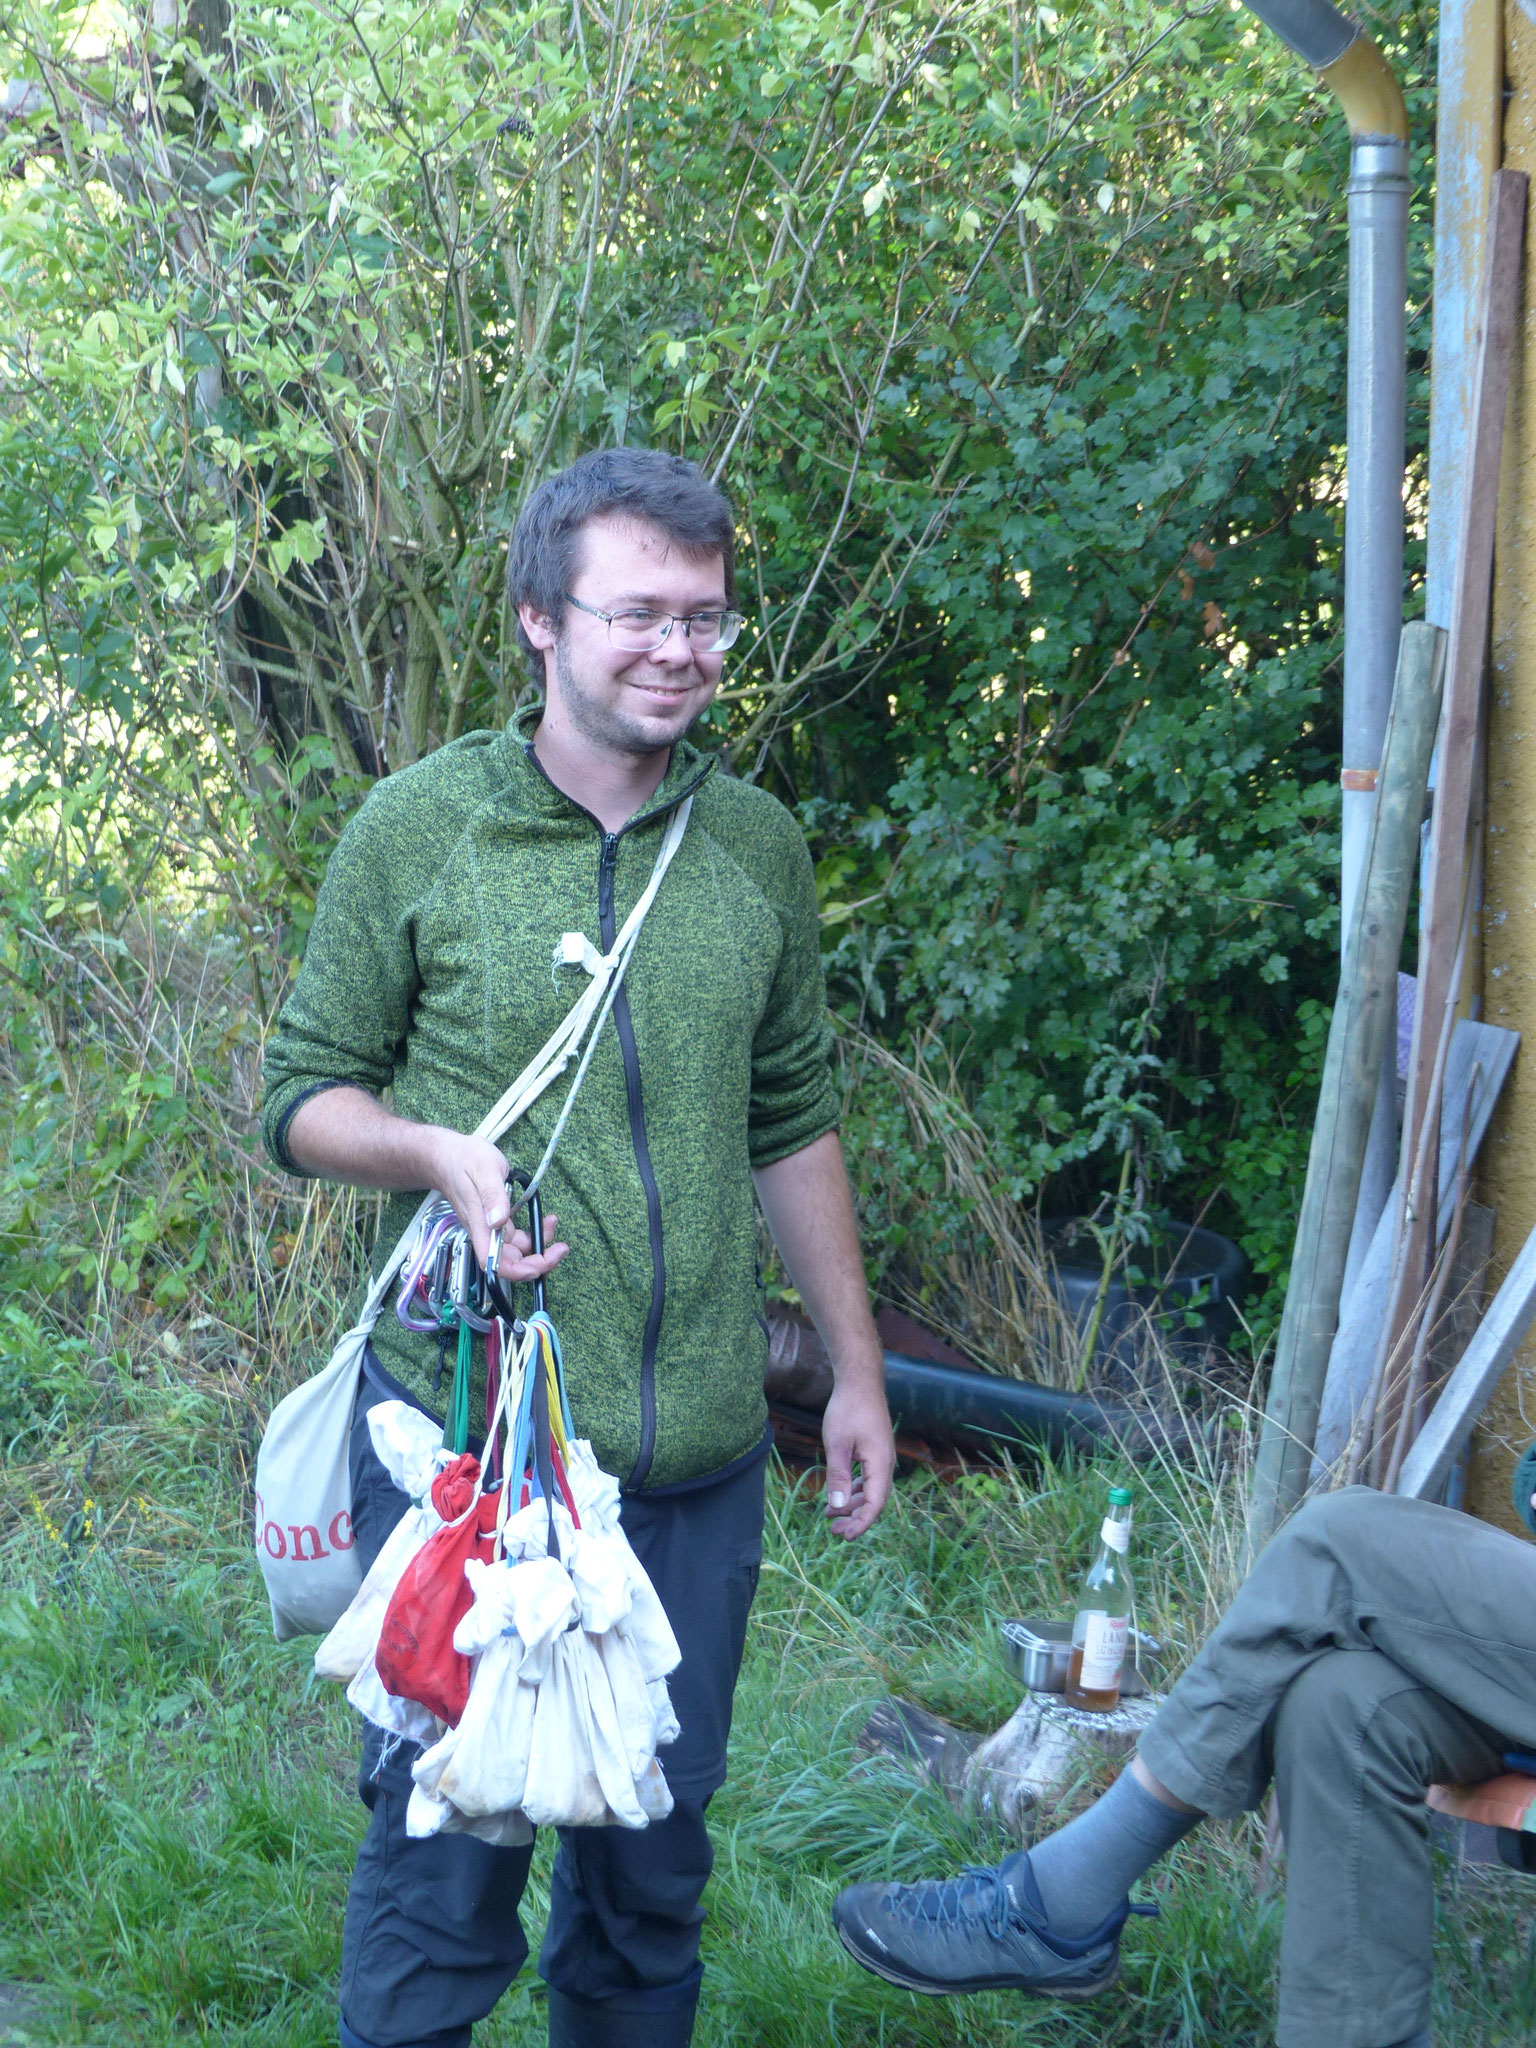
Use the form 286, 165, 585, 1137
562, 592, 745, 653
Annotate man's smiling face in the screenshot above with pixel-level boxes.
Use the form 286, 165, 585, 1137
532, 513, 728, 760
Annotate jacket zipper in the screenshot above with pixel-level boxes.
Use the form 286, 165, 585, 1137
518, 740, 709, 1491
598, 831, 667, 1491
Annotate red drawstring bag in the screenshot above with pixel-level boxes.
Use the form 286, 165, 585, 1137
376, 1455, 501, 1726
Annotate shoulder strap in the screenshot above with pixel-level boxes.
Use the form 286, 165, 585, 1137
349, 795, 693, 1333
476, 793, 691, 1150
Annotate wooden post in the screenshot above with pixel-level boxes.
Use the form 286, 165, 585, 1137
1249, 622, 1447, 1555
1311, 1017, 1519, 1475
1379, 172, 1528, 1455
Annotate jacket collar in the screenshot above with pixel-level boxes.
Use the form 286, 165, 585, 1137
501, 703, 716, 833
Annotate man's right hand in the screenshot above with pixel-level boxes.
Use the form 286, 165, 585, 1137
425, 1129, 570, 1282
283, 1086, 570, 1282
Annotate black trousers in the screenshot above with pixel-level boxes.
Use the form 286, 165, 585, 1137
338, 1387, 767, 2048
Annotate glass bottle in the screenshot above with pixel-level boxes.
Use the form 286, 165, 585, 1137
1063, 1486, 1134, 1713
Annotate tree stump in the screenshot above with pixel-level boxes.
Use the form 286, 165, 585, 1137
858, 1687, 1164, 1843
964, 1690, 1160, 1840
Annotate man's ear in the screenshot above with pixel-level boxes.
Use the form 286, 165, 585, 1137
519, 601, 557, 651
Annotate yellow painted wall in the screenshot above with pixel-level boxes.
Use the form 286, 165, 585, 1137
1467, 0, 1536, 1532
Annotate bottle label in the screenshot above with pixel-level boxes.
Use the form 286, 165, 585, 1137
1101, 1516, 1131, 1553
1077, 1611, 1128, 1691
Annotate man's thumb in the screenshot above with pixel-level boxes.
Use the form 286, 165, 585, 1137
825, 1446, 853, 1512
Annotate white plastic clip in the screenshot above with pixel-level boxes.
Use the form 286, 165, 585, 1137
553, 932, 611, 979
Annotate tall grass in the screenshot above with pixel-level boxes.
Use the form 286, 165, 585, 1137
3, 908, 1535, 2045
835, 1025, 1252, 1415
836, 1023, 1083, 1387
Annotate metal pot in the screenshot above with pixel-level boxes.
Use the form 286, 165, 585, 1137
998, 1619, 1074, 1692
998, 1616, 1162, 1696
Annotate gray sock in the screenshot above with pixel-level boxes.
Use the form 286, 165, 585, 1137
1000, 1764, 1202, 1937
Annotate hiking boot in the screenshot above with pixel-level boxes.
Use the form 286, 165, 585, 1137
832, 1852, 1156, 1999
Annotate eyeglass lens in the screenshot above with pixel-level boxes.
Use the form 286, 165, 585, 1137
607, 610, 743, 654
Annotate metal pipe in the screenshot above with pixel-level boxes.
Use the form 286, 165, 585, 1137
1242, 5, 1410, 1335
1244, 3, 1408, 1296
1343, 109, 1411, 1299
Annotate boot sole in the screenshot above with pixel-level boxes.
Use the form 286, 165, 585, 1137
835, 1922, 1121, 2001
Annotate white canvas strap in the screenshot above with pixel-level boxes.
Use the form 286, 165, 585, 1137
348, 795, 693, 1334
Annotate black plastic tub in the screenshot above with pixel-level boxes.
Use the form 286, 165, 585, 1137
1045, 1219, 1249, 1377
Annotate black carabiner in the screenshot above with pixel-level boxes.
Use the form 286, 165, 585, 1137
481, 1166, 547, 1322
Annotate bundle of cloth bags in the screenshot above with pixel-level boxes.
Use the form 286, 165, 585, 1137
313, 1388, 683, 1844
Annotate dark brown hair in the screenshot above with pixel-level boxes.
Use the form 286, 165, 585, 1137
507, 448, 736, 678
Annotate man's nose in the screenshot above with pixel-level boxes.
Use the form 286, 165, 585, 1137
647, 622, 699, 670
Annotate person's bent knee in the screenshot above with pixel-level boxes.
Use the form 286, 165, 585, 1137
1271, 1649, 1432, 1785
1270, 1485, 1387, 1567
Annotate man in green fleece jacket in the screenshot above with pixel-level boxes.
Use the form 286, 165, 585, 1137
261, 447, 894, 2048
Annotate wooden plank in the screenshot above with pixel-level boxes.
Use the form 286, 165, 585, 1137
1312, 1020, 1518, 1474
1384, 169, 1527, 1431
1248, 625, 1445, 1550
1424, 1199, 1497, 1398
1395, 1216, 1536, 1501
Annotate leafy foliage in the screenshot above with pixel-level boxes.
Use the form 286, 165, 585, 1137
0, 0, 1435, 1346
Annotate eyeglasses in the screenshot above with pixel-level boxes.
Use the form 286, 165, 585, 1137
564, 593, 745, 654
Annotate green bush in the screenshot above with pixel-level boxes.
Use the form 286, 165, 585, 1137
0, 0, 1436, 1345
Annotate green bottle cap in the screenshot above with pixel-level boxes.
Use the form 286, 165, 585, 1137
1107, 1486, 1133, 1506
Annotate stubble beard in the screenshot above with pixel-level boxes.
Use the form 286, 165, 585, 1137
553, 636, 704, 759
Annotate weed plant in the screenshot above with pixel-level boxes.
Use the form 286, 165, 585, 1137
3, 922, 1536, 2044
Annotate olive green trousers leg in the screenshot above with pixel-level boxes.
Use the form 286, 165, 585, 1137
1138, 1488, 1536, 2048
1268, 1648, 1501, 2045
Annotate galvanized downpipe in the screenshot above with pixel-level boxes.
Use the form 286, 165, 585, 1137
1244, 0, 1410, 1297
1241, 0, 1409, 1547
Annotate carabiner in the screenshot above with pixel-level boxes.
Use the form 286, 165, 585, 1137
450, 1232, 496, 1335
479, 1222, 504, 1322
510, 1167, 547, 1317
482, 1167, 547, 1322
424, 1233, 453, 1320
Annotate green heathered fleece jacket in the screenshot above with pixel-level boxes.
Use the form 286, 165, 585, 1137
260, 710, 838, 1490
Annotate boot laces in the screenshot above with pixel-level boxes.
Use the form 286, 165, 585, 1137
886, 1865, 1013, 1939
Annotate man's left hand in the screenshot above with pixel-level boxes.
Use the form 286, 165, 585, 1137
753, 1130, 896, 1544
821, 1375, 895, 1542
